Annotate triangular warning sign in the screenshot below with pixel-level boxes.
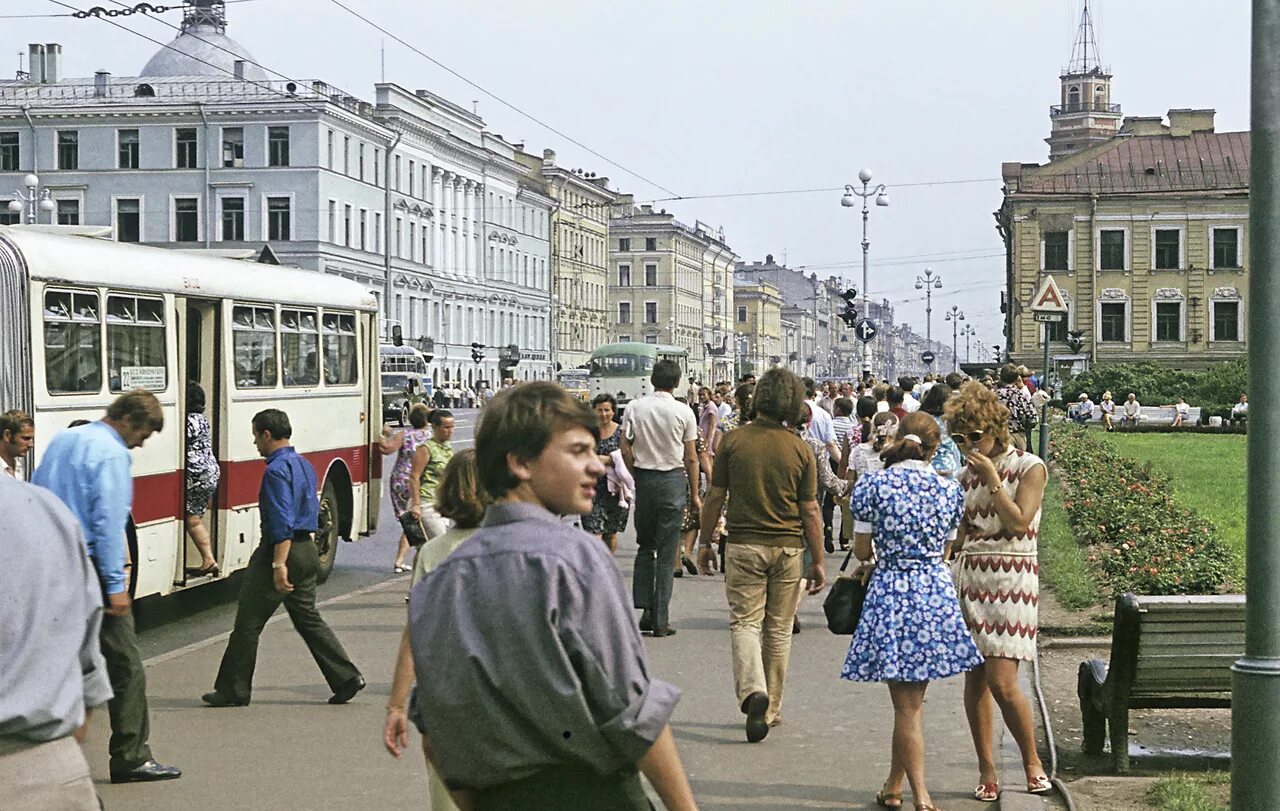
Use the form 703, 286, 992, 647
1030, 275, 1069, 314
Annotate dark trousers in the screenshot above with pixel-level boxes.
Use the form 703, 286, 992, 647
632, 468, 687, 631
213, 538, 360, 703
100, 611, 154, 772
473, 767, 651, 811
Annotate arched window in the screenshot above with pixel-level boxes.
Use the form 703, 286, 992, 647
1067, 86, 1081, 112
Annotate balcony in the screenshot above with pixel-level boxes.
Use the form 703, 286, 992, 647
1050, 102, 1122, 117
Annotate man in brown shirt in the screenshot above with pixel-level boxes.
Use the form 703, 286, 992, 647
697, 368, 825, 743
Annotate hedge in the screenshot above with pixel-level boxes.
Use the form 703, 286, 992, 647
1062, 359, 1247, 409
1050, 425, 1237, 595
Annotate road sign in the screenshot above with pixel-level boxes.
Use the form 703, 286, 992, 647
1034, 312, 1065, 323
1030, 274, 1069, 314
854, 318, 877, 343
921, 350, 936, 365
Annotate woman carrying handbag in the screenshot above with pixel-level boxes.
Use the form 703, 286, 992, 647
839, 412, 984, 811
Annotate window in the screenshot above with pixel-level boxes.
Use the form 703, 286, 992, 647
618, 302, 632, 323
1154, 228, 1181, 270
344, 205, 352, 247
0, 132, 17, 171
358, 143, 365, 181
343, 136, 350, 175
1213, 301, 1240, 341
175, 127, 198, 169
0, 212, 18, 226
394, 155, 401, 191
375, 212, 383, 254
57, 130, 78, 170
645, 237, 656, 251
1213, 228, 1240, 269
117, 129, 139, 169
1100, 302, 1126, 342
644, 263, 658, 286
1044, 310, 1068, 342
220, 197, 245, 241
1043, 231, 1069, 271
232, 305, 277, 388
106, 295, 166, 392
115, 199, 141, 243
618, 264, 631, 286
644, 335, 658, 345
326, 129, 334, 169
374, 149, 381, 187
327, 200, 336, 243
221, 127, 244, 167
618, 335, 631, 343
267, 197, 291, 241
737, 305, 747, 322
174, 198, 199, 241
267, 126, 290, 167
56, 199, 80, 226
409, 161, 415, 196
1099, 229, 1126, 270
43, 290, 102, 394
322, 312, 358, 385
1155, 301, 1182, 341
644, 302, 658, 324
619, 238, 630, 251
280, 308, 320, 387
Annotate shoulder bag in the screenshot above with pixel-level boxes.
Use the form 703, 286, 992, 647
823, 542, 869, 635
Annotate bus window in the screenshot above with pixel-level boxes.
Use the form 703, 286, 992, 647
588, 354, 653, 377
107, 294, 167, 392
43, 289, 103, 394
280, 308, 320, 387
323, 312, 357, 385
232, 304, 278, 388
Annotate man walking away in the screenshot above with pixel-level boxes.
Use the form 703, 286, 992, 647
698, 368, 826, 742
409, 383, 697, 810
801, 377, 840, 553
203, 409, 364, 708
32, 390, 180, 784
622, 359, 700, 637
0, 409, 34, 479
0, 474, 113, 808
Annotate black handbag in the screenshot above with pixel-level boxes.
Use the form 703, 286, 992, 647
823, 544, 869, 635
399, 512, 430, 548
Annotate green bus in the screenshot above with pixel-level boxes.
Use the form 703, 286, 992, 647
587, 342, 689, 407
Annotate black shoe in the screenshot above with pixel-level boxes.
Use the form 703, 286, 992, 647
328, 675, 366, 705
823, 537, 835, 554
682, 556, 698, 576
201, 691, 247, 708
673, 569, 683, 578
638, 611, 654, 633
792, 616, 801, 635
110, 759, 182, 784
742, 691, 770, 743
651, 627, 677, 638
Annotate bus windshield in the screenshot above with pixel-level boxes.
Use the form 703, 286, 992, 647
382, 373, 412, 391
589, 354, 655, 377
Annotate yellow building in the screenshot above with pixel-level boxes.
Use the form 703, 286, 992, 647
732, 277, 782, 378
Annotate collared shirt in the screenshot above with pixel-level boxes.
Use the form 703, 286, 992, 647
32, 422, 133, 595
832, 415, 856, 449
409, 501, 679, 789
0, 475, 113, 745
902, 392, 921, 413
804, 398, 835, 446
621, 391, 697, 471
260, 445, 319, 545
0, 455, 18, 478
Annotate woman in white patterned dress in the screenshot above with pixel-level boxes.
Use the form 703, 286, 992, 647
944, 382, 1052, 803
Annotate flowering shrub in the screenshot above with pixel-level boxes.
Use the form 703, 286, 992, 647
1051, 425, 1237, 595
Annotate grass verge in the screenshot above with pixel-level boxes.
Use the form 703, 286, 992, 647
1038, 476, 1101, 611
1145, 772, 1230, 811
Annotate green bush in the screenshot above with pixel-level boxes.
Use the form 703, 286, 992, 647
1063, 359, 1247, 408
1051, 425, 1237, 594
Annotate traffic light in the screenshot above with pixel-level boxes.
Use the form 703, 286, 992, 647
470, 342, 484, 364
839, 288, 858, 328
1066, 330, 1085, 354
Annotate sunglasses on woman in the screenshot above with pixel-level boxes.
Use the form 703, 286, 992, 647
950, 430, 985, 445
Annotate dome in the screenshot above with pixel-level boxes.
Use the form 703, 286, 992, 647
139, 25, 268, 81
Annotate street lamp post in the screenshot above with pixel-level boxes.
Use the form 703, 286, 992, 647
841, 169, 890, 378
914, 267, 942, 368
7, 174, 56, 224
960, 323, 976, 364
945, 306, 964, 373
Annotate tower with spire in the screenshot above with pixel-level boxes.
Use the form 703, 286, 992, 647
1046, 1, 1122, 161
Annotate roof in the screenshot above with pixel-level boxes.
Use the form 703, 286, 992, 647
140, 24, 268, 82
1013, 130, 1250, 195
0, 226, 377, 312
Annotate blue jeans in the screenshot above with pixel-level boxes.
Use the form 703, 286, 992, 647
631, 468, 688, 631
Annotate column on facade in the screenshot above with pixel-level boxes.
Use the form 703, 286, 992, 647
431, 167, 444, 270
460, 180, 472, 279
474, 185, 486, 281
451, 179, 463, 278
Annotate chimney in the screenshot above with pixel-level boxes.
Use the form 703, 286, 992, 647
94, 71, 110, 98
1121, 116, 1168, 137
43, 43, 61, 83
542, 148, 556, 165
233, 60, 247, 80
640, 204, 654, 214
1168, 108, 1216, 137
27, 44, 45, 84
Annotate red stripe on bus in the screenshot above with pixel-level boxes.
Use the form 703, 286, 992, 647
214, 446, 369, 511
133, 471, 184, 525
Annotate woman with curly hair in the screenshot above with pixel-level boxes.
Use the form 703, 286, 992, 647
944, 382, 1052, 803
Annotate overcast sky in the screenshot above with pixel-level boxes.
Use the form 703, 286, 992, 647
9, 0, 1252, 359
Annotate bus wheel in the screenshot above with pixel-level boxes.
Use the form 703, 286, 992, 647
399, 403, 409, 426
316, 480, 340, 584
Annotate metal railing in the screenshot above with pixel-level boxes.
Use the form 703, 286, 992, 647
1050, 102, 1123, 116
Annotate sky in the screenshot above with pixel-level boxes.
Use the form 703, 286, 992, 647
6, 0, 1253, 360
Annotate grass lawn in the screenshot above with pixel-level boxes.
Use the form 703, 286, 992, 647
1146, 772, 1230, 811
1100, 433, 1246, 567
1038, 477, 1101, 611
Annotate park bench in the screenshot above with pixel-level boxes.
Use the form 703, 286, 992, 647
1077, 592, 1244, 772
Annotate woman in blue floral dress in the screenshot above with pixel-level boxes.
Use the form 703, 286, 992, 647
841, 412, 984, 811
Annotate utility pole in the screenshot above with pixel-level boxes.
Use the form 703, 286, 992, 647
1234, 2, 1280, 805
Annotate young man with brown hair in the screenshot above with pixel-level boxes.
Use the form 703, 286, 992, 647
0, 409, 34, 479
409, 383, 696, 810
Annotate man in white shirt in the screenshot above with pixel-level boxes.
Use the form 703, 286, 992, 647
0, 409, 33, 480
621, 360, 700, 637
1121, 393, 1142, 428
1231, 393, 1249, 425
898, 377, 921, 413
801, 378, 840, 553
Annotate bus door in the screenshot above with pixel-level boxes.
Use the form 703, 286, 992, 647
365, 314, 382, 532
178, 298, 222, 583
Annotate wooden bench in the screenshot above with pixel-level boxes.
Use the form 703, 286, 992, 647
1077, 592, 1244, 772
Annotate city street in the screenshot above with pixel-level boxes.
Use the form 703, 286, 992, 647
83, 408, 1056, 810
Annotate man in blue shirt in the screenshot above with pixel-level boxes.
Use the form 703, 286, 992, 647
32, 390, 181, 784
203, 409, 363, 708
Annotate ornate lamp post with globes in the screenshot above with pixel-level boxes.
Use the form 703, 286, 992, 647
841, 169, 890, 376
960, 323, 976, 364
944, 306, 964, 373
8, 174, 56, 224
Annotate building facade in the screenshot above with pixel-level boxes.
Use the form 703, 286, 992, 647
731, 277, 782, 380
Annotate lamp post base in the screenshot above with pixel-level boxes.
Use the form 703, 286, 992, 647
1232, 657, 1280, 809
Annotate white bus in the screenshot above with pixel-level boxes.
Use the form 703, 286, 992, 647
380, 344, 432, 425
0, 225, 383, 596
587, 342, 690, 407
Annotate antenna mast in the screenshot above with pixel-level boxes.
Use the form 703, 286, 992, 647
1067, 1, 1104, 75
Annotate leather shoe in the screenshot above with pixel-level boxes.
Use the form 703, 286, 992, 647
110, 759, 182, 784
329, 675, 366, 705
201, 691, 246, 708
742, 691, 770, 743
651, 627, 677, 638
638, 611, 654, 633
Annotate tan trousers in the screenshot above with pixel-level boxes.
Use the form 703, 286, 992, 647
0, 736, 98, 810
422, 741, 460, 811
724, 543, 803, 724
